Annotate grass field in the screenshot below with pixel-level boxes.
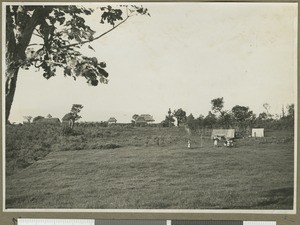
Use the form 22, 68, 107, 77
5, 125, 294, 209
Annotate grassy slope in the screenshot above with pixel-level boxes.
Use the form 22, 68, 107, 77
5, 126, 294, 209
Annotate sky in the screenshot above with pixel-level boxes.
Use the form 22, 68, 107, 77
5, 2, 298, 123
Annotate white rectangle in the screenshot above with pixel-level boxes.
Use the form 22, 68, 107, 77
18, 219, 95, 225
244, 222, 276, 225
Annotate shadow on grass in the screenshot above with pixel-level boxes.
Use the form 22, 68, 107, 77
256, 187, 294, 209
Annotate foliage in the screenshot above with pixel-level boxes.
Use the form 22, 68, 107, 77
263, 103, 271, 117
203, 111, 217, 128
287, 104, 294, 119
254, 104, 294, 130
186, 113, 198, 131
173, 108, 187, 126
161, 108, 175, 127
218, 111, 233, 129
231, 105, 255, 129
211, 97, 224, 114
71, 104, 84, 121
9, 5, 148, 82
32, 115, 45, 122
23, 116, 32, 123
5, 4, 150, 122
61, 125, 74, 136
162, 98, 294, 132
62, 104, 84, 128
132, 114, 139, 121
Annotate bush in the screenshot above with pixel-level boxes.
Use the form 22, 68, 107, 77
32, 115, 45, 123
61, 126, 74, 136
103, 143, 121, 149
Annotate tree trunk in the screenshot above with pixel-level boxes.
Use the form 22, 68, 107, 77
5, 65, 20, 123
69, 119, 74, 129
5, 7, 48, 123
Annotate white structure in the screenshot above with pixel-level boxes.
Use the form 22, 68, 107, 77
252, 128, 264, 137
211, 129, 235, 139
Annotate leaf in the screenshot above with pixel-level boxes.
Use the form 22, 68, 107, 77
97, 67, 109, 78
100, 77, 108, 84
99, 62, 106, 68
64, 67, 72, 76
88, 45, 95, 51
58, 17, 66, 25
90, 79, 99, 86
83, 9, 92, 15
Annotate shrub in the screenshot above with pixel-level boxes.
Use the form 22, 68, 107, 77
61, 126, 74, 136
32, 115, 45, 123
103, 143, 121, 149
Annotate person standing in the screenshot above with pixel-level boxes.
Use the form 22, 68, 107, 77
213, 137, 218, 147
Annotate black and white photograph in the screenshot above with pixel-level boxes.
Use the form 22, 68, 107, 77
3, 2, 297, 211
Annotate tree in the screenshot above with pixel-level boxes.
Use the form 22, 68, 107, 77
132, 114, 139, 121
62, 104, 83, 128
5, 5, 150, 123
47, 114, 52, 118
186, 113, 198, 131
173, 108, 187, 126
278, 103, 295, 129
258, 112, 268, 120
203, 111, 217, 128
287, 104, 294, 119
131, 114, 139, 124
231, 105, 255, 129
218, 111, 233, 129
281, 105, 286, 118
263, 103, 272, 118
161, 108, 175, 127
23, 115, 32, 123
196, 114, 205, 128
211, 97, 224, 115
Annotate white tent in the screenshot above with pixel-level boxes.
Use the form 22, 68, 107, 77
252, 128, 264, 137
211, 129, 235, 139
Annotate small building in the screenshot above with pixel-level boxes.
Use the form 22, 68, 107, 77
107, 117, 117, 124
35, 118, 61, 124
140, 114, 155, 123
135, 116, 147, 124
211, 129, 235, 139
135, 116, 152, 127
252, 128, 264, 137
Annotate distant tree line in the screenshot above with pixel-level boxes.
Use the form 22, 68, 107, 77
161, 97, 294, 131
19, 98, 294, 133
